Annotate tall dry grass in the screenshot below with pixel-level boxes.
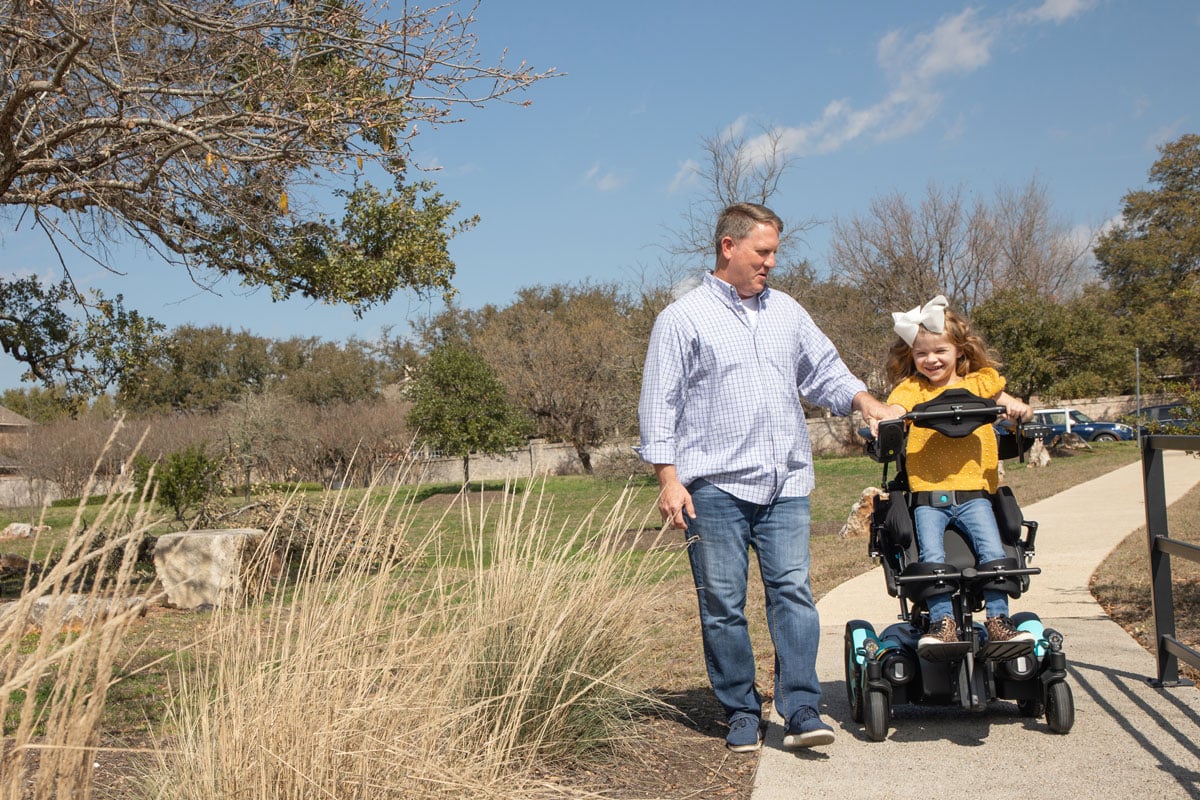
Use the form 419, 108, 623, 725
143, 477, 672, 799
1, 427, 157, 800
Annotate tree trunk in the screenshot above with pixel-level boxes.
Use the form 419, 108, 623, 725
462, 454, 471, 485
576, 448, 593, 475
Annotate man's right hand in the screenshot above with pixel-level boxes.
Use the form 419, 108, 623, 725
654, 464, 695, 530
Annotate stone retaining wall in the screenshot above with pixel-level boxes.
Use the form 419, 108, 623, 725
406, 416, 870, 484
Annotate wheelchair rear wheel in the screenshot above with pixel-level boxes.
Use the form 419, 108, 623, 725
844, 638, 864, 723
1018, 697, 1044, 718
844, 621, 874, 723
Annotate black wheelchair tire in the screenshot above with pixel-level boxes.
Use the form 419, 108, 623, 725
1018, 697, 1044, 718
864, 689, 889, 742
1045, 681, 1074, 734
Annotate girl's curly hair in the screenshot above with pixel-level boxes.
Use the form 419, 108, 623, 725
886, 307, 1001, 387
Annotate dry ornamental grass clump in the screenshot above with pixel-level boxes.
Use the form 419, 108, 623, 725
142, 479, 669, 799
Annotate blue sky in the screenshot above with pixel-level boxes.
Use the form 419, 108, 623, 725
3, 0, 1199, 390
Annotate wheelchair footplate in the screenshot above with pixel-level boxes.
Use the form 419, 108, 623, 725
980, 639, 1035, 661
917, 640, 973, 662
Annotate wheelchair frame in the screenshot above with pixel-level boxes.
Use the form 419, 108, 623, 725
845, 389, 1075, 741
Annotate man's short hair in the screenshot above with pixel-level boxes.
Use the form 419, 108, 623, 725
714, 203, 784, 256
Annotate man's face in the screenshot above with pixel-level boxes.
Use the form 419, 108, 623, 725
715, 222, 778, 298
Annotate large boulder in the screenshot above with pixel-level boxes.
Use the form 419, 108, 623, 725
1, 522, 50, 539
153, 528, 280, 610
0, 594, 146, 632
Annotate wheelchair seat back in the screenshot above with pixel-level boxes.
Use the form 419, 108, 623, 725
873, 491, 1028, 606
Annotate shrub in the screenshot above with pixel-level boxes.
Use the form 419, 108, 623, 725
133, 444, 224, 520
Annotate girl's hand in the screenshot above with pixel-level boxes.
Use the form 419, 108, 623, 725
1004, 399, 1032, 423
996, 391, 1032, 423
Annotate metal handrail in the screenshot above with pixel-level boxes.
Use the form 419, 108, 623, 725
1141, 434, 1200, 687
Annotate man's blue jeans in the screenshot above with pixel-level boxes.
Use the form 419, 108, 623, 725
685, 480, 820, 722
914, 497, 1010, 621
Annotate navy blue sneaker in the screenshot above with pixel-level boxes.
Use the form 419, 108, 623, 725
725, 713, 764, 752
782, 706, 835, 749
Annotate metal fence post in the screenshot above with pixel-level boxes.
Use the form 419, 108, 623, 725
1143, 436, 1179, 686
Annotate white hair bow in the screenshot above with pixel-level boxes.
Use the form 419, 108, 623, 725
892, 295, 949, 346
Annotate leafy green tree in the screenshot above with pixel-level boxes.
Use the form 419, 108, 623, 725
1, 385, 78, 423
406, 343, 530, 484
1, 0, 552, 388
412, 302, 488, 352
972, 287, 1133, 401
369, 327, 425, 389
1094, 133, 1200, 384
271, 338, 380, 406
118, 325, 273, 413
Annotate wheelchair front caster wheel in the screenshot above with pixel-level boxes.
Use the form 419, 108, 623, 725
1045, 681, 1074, 734
864, 689, 890, 742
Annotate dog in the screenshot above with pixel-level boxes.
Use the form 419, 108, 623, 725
839, 487, 883, 538
1026, 438, 1051, 468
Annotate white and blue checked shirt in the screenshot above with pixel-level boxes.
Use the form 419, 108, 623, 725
638, 273, 867, 504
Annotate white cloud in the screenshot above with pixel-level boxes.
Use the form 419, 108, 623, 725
668, 159, 701, 194
1020, 0, 1096, 24
879, 8, 994, 85
1145, 120, 1186, 152
741, 8, 996, 159
715, 2, 1094, 163
722, 115, 750, 141
670, 272, 704, 300
1090, 214, 1123, 245
583, 163, 628, 192
1068, 221, 1099, 250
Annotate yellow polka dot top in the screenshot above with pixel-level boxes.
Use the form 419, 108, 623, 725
886, 368, 1005, 494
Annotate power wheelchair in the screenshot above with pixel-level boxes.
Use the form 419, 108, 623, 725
846, 388, 1075, 741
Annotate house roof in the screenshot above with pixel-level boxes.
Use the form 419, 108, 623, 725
0, 406, 33, 427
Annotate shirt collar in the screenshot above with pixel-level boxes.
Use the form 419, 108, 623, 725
703, 272, 770, 308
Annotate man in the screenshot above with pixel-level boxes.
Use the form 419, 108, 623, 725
638, 202, 893, 752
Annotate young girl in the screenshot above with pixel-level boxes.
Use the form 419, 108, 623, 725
884, 295, 1036, 651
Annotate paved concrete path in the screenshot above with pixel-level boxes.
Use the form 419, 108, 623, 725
753, 450, 1200, 800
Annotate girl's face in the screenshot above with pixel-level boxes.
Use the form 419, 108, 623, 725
911, 329, 960, 387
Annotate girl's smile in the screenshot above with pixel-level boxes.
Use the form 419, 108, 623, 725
910, 329, 961, 388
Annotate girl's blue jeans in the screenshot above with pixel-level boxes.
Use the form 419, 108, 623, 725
685, 480, 820, 722
914, 497, 1010, 621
